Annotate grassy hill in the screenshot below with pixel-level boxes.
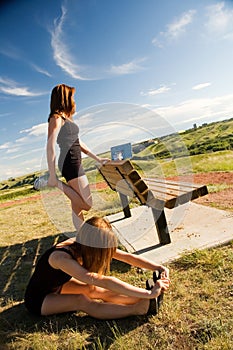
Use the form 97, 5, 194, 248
82, 117, 233, 170
133, 117, 233, 159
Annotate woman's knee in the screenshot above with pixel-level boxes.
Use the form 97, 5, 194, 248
83, 199, 92, 211
72, 198, 92, 212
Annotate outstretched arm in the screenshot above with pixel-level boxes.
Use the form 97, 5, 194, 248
113, 249, 169, 278
49, 251, 169, 299
80, 140, 110, 164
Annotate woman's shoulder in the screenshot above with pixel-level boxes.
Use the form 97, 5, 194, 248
48, 246, 74, 268
56, 237, 76, 247
48, 113, 64, 122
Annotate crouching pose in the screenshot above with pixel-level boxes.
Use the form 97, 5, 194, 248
24, 217, 170, 319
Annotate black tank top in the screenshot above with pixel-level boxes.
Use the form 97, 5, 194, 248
57, 119, 80, 152
26, 246, 75, 294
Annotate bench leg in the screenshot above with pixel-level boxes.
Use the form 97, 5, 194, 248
151, 208, 171, 245
119, 193, 131, 218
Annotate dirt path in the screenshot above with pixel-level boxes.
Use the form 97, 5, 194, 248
168, 171, 233, 211
1, 172, 232, 210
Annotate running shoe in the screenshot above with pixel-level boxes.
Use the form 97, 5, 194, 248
33, 176, 48, 190
146, 279, 159, 315
153, 271, 164, 308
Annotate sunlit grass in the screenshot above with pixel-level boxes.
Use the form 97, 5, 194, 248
0, 194, 233, 349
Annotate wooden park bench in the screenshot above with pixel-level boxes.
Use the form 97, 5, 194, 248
97, 159, 208, 245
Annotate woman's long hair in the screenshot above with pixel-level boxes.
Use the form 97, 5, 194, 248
76, 217, 118, 275
49, 84, 76, 120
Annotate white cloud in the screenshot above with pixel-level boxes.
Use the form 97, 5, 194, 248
51, 6, 90, 80
0, 45, 21, 60
0, 77, 45, 97
152, 9, 196, 46
155, 93, 233, 127
205, 2, 233, 37
81, 121, 157, 153
6, 147, 20, 154
0, 142, 11, 150
141, 85, 171, 96
20, 123, 47, 137
0, 123, 47, 179
151, 37, 163, 48
31, 64, 52, 77
51, 6, 146, 79
109, 58, 146, 75
0, 155, 43, 180
167, 9, 196, 38
5, 147, 45, 160
192, 82, 211, 90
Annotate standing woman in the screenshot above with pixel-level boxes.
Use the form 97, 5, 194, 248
45, 84, 109, 230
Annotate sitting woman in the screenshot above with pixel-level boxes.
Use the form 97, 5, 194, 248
24, 217, 170, 319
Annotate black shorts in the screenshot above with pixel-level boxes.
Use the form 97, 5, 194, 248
24, 286, 62, 316
24, 287, 46, 316
58, 148, 85, 182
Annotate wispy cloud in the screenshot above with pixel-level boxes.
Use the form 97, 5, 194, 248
31, 63, 52, 77
0, 77, 45, 97
141, 85, 171, 96
167, 10, 196, 38
109, 58, 146, 75
20, 123, 47, 137
192, 82, 211, 90
6, 147, 20, 154
0, 123, 47, 159
155, 93, 233, 127
51, 5, 147, 79
0, 45, 21, 60
0, 142, 11, 150
152, 9, 196, 47
51, 5, 90, 80
205, 2, 233, 38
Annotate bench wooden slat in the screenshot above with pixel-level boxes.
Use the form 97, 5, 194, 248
144, 177, 206, 191
144, 178, 208, 206
99, 160, 134, 174
149, 188, 207, 209
145, 182, 206, 198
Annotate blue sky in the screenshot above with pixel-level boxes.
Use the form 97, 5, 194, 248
1, 0, 233, 181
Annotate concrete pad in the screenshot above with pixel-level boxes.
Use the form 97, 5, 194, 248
107, 203, 233, 264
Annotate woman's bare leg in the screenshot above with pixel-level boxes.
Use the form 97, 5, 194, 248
55, 175, 92, 230
68, 175, 92, 211
56, 176, 91, 211
41, 293, 149, 319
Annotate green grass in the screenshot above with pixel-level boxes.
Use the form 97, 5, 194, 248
0, 196, 233, 349
147, 118, 233, 158
0, 185, 38, 202
129, 150, 233, 178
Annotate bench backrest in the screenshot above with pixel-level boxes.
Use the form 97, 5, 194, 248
97, 160, 149, 204
97, 160, 208, 209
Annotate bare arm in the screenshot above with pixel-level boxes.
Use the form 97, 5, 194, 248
46, 117, 62, 186
113, 249, 169, 278
80, 140, 110, 164
49, 251, 166, 299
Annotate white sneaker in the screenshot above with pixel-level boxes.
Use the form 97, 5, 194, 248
33, 176, 48, 190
